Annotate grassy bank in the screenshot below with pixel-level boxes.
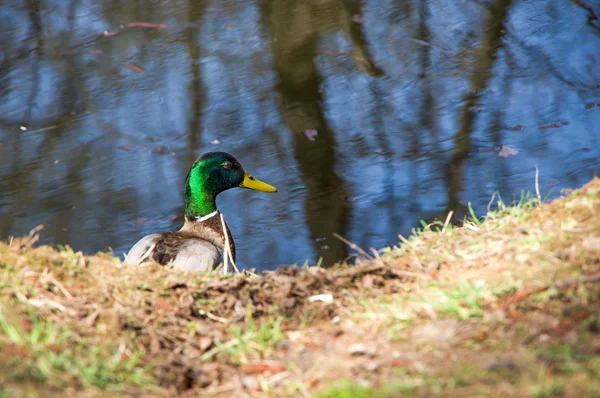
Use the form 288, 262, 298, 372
1, 178, 599, 397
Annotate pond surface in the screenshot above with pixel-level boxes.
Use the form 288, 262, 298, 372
1, 0, 599, 272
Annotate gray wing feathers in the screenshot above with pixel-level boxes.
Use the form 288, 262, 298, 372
124, 234, 222, 272
171, 240, 222, 272
124, 234, 162, 265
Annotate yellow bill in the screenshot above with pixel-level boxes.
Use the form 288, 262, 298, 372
239, 172, 277, 193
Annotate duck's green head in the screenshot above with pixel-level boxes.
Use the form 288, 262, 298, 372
184, 152, 277, 219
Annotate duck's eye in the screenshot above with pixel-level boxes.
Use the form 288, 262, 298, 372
222, 161, 233, 169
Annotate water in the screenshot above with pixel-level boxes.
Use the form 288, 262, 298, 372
1, 0, 599, 272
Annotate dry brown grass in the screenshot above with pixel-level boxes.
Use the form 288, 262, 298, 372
1, 178, 599, 397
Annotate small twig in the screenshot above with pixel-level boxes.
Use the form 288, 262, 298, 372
103, 29, 122, 37
14, 292, 76, 316
463, 223, 480, 232
22, 124, 59, 135
116, 341, 126, 359
8, 236, 14, 248
398, 234, 410, 245
211, 263, 224, 275
220, 213, 239, 274
370, 248, 384, 265
504, 273, 600, 306
77, 251, 86, 268
28, 298, 74, 314
136, 243, 156, 265
127, 22, 167, 29
28, 235, 40, 247
82, 307, 101, 327
289, 369, 312, 398
38, 269, 73, 299
442, 210, 454, 233
267, 370, 291, 385
421, 303, 438, 320
338, 264, 384, 278
535, 166, 541, 203
26, 225, 44, 247
196, 309, 229, 324
364, 248, 425, 280
222, 235, 229, 275
410, 251, 424, 270
487, 192, 497, 213
49, 276, 73, 299
389, 269, 430, 280
201, 384, 238, 395
407, 37, 450, 56
201, 338, 241, 361
333, 233, 373, 259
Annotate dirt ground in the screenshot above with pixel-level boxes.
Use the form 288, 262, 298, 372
1, 178, 599, 397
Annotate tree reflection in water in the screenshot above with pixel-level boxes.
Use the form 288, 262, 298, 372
0, 0, 598, 271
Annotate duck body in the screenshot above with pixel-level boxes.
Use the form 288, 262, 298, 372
125, 152, 276, 272
125, 211, 234, 272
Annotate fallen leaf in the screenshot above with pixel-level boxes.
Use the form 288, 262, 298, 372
488, 360, 518, 371
124, 64, 145, 74
478, 147, 497, 153
538, 122, 565, 130
19, 316, 33, 332
146, 136, 160, 142
88, 50, 103, 55
165, 214, 183, 222
154, 298, 174, 313
308, 293, 333, 303
412, 320, 458, 344
390, 359, 412, 368
366, 361, 382, 372
153, 146, 169, 155
241, 375, 260, 390
352, 14, 364, 24
506, 124, 524, 131
498, 145, 519, 158
1, 344, 28, 359
304, 129, 318, 141
103, 29, 121, 37
307, 379, 319, 388
585, 102, 599, 109
583, 237, 600, 251
241, 362, 285, 374
119, 145, 134, 151
150, 335, 161, 353
547, 179, 557, 186
362, 274, 374, 289
167, 281, 188, 289
198, 336, 213, 352
348, 343, 376, 356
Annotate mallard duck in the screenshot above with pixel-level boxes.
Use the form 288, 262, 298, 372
124, 152, 277, 272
